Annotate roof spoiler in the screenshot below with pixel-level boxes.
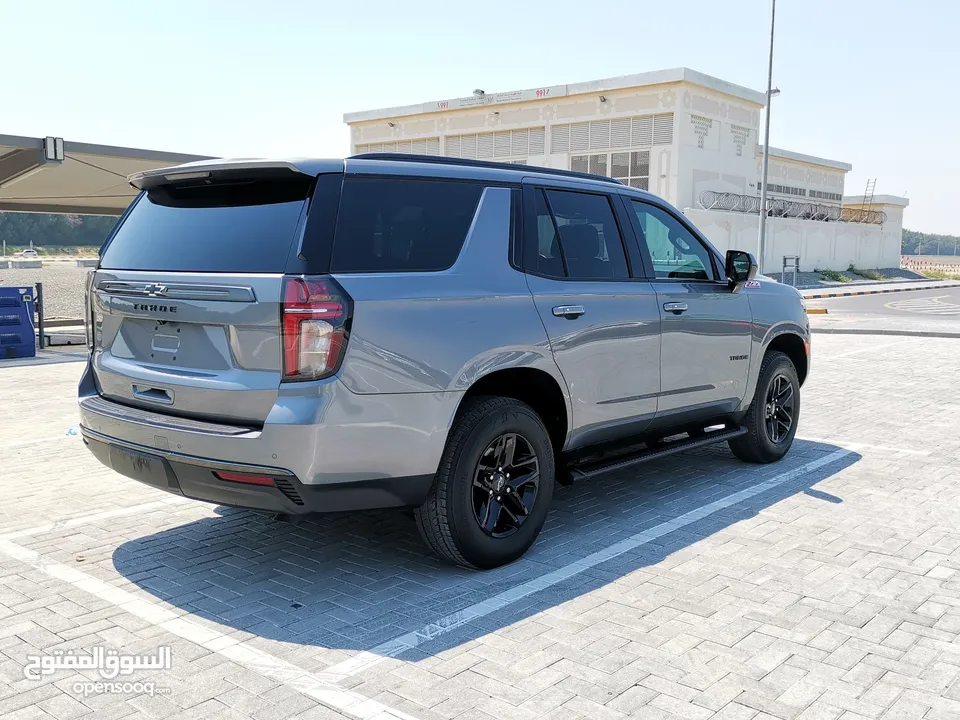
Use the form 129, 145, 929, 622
128, 159, 310, 190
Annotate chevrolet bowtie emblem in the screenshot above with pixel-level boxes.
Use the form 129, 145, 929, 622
143, 283, 169, 297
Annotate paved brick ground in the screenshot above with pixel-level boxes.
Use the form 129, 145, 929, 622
1, 335, 959, 719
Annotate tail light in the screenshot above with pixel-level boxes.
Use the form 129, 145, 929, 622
281, 276, 351, 381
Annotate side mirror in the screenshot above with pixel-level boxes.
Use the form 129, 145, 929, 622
725, 250, 758, 286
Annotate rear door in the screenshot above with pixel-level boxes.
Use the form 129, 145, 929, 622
91, 163, 341, 426
522, 183, 661, 449
624, 198, 753, 423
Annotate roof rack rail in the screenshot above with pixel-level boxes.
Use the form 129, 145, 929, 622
348, 153, 624, 186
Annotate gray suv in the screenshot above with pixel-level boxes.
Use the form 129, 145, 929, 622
79, 154, 810, 569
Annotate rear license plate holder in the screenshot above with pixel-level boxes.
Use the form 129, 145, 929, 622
108, 445, 176, 491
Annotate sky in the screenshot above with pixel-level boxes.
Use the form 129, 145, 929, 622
3, 0, 957, 234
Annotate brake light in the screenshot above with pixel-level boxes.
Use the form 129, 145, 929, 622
281, 276, 351, 381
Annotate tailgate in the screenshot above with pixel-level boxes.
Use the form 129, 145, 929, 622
91, 166, 315, 426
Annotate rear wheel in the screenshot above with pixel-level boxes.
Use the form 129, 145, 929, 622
414, 396, 554, 569
729, 351, 800, 464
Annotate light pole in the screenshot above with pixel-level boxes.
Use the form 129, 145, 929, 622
757, 0, 777, 273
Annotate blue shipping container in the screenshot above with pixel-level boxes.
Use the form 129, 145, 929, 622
0, 286, 36, 359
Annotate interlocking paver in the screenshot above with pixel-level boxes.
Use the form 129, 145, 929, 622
2, 337, 960, 719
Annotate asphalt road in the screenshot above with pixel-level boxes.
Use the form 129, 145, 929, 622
811, 286, 960, 318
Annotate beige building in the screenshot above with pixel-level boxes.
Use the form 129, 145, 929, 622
344, 68, 907, 272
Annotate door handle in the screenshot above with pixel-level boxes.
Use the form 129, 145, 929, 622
663, 302, 688, 315
552, 305, 585, 319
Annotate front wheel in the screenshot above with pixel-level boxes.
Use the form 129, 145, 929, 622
729, 351, 800, 464
414, 396, 555, 569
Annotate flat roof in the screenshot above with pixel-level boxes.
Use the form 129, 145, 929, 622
343, 67, 767, 124
843, 194, 909, 208
759, 145, 852, 172
0, 134, 211, 215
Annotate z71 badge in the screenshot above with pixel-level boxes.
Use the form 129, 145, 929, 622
744, 280, 762, 289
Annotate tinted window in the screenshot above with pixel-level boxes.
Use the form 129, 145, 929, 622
630, 201, 715, 280
99, 179, 310, 273
544, 190, 629, 280
532, 189, 565, 277
331, 179, 483, 273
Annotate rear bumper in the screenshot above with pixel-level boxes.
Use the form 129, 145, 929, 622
81, 426, 433, 513
79, 361, 461, 488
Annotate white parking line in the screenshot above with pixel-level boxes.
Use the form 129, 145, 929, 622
0, 496, 192, 541
0, 538, 422, 720
796, 436, 929, 456
319, 447, 855, 682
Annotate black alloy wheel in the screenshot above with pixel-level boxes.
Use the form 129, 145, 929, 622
471, 432, 540, 538
764, 373, 796, 444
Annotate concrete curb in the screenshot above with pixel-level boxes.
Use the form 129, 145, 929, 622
811, 327, 960, 339
803, 282, 959, 300
805, 308, 828, 315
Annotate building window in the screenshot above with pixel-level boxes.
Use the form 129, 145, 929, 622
571, 150, 649, 189
759, 182, 806, 197
355, 138, 441, 156
809, 189, 842, 202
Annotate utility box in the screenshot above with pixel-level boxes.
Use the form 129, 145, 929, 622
0, 286, 37, 359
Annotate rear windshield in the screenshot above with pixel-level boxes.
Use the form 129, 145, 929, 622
99, 178, 311, 273
330, 178, 483, 273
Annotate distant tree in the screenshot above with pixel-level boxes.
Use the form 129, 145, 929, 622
0, 212, 117, 248
902, 229, 960, 256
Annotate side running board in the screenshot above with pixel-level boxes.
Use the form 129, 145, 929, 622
567, 426, 747, 482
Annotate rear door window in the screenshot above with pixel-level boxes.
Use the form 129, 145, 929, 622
529, 189, 630, 280
330, 178, 483, 273
99, 178, 312, 273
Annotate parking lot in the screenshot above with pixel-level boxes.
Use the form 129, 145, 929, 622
2, 334, 960, 720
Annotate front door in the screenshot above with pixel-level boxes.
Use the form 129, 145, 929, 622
625, 198, 753, 424
523, 185, 661, 449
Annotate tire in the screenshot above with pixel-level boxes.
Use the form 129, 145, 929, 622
414, 396, 555, 569
729, 350, 800, 464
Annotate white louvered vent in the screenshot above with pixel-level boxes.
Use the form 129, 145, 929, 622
396, 141, 412, 154
494, 131, 511, 157
410, 139, 426, 154
653, 113, 674, 145
444, 136, 460, 157
631, 116, 653, 146
551, 124, 570, 153
382, 142, 397, 153
511, 129, 529, 156
460, 134, 478, 159
477, 133, 494, 158
589, 121, 611, 150
425, 138, 440, 155
569, 122, 589, 152
529, 127, 545, 155
444, 129, 544, 160
611, 119, 631, 148
355, 143, 381, 154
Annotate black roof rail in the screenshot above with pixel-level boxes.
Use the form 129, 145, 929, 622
348, 153, 624, 186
